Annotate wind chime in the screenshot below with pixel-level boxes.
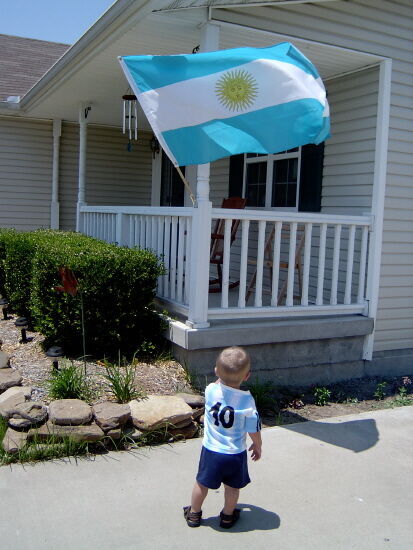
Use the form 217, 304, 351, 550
122, 93, 138, 150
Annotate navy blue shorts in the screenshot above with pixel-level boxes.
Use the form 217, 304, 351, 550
196, 446, 251, 490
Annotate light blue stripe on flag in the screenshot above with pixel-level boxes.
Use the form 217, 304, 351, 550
163, 99, 328, 166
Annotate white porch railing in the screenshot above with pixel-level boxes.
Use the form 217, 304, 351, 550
79, 205, 193, 308
208, 209, 371, 319
79, 205, 372, 322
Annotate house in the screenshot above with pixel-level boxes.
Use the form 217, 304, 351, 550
0, 0, 412, 385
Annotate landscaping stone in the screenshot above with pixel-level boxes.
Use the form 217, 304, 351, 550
29, 421, 104, 442
176, 392, 205, 408
8, 402, 48, 430
0, 350, 10, 369
105, 428, 122, 440
172, 417, 194, 429
2, 427, 28, 453
129, 395, 193, 431
92, 402, 131, 431
123, 426, 145, 441
49, 399, 92, 425
0, 368, 22, 392
198, 415, 204, 424
0, 386, 32, 417
168, 421, 198, 440
191, 407, 204, 420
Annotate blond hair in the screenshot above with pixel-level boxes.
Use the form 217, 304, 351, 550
215, 346, 251, 385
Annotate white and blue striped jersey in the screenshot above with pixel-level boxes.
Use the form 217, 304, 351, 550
203, 382, 261, 455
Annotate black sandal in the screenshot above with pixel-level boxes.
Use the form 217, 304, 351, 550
183, 506, 202, 527
219, 508, 241, 529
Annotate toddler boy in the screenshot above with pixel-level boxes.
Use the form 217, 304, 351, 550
184, 346, 262, 528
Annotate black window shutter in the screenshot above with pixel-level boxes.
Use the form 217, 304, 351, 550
228, 154, 244, 197
298, 143, 324, 212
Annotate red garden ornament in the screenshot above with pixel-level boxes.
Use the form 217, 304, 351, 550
54, 267, 79, 296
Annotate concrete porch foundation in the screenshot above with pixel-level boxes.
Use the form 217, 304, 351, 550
166, 315, 376, 387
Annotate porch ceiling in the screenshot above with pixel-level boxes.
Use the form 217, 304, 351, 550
22, 7, 382, 128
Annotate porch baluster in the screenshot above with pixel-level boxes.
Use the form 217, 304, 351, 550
157, 217, 164, 296
254, 220, 266, 308
237, 219, 250, 308
221, 219, 232, 308
330, 224, 342, 305
316, 223, 328, 305
163, 216, 171, 298
170, 217, 178, 300
358, 226, 369, 304
286, 222, 297, 307
301, 223, 312, 306
344, 224, 356, 304
139, 217, 145, 248
271, 221, 282, 307
184, 217, 191, 305
176, 217, 185, 303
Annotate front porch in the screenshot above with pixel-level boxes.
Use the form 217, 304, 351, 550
78, 203, 376, 384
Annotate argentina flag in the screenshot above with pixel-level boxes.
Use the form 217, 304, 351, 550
119, 42, 330, 167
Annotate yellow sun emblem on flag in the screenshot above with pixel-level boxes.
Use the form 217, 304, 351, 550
215, 69, 258, 112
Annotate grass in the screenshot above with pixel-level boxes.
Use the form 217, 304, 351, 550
101, 354, 146, 404
0, 416, 90, 465
47, 360, 91, 401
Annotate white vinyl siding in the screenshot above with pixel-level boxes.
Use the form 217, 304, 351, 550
212, 0, 413, 353
0, 116, 52, 230
59, 124, 153, 230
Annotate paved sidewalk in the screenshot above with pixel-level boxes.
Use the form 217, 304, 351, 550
1, 407, 412, 550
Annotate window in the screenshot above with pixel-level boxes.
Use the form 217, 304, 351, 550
244, 148, 301, 209
160, 151, 185, 207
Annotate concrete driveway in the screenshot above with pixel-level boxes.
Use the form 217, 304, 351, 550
1, 407, 412, 550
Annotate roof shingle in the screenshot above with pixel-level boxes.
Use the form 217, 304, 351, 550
0, 34, 70, 102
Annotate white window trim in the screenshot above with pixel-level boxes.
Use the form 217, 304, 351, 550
242, 149, 302, 211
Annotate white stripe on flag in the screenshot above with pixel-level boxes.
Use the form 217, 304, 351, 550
137, 58, 327, 134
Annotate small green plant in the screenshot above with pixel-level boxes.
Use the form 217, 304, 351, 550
47, 360, 91, 400
374, 381, 388, 401
246, 378, 278, 414
102, 359, 146, 404
345, 396, 359, 404
313, 386, 331, 406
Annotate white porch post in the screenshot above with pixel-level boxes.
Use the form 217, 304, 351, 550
186, 20, 220, 328
363, 59, 392, 360
50, 119, 61, 229
76, 103, 90, 232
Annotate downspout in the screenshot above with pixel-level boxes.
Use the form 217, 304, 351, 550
50, 119, 61, 229
76, 103, 90, 232
363, 59, 392, 360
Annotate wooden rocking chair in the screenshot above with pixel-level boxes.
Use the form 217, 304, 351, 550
246, 223, 305, 305
209, 197, 247, 293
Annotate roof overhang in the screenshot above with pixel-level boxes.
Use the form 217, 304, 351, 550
4, 0, 383, 128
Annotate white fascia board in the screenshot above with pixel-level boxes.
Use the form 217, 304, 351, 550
156, 0, 341, 12
20, 0, 165, 112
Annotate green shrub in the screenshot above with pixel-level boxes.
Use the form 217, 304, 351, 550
47, 360, 91, 400
0, 228, 16, 297
1, 229, 164, 358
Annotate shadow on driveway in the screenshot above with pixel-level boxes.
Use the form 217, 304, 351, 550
202, 503, 280, 532
282, 417, 379, 452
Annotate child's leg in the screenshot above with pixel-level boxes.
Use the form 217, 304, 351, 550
222, 484, 240, 516
190, 481, 208, 513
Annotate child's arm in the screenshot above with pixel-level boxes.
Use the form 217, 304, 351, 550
248, 431, 262, 461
